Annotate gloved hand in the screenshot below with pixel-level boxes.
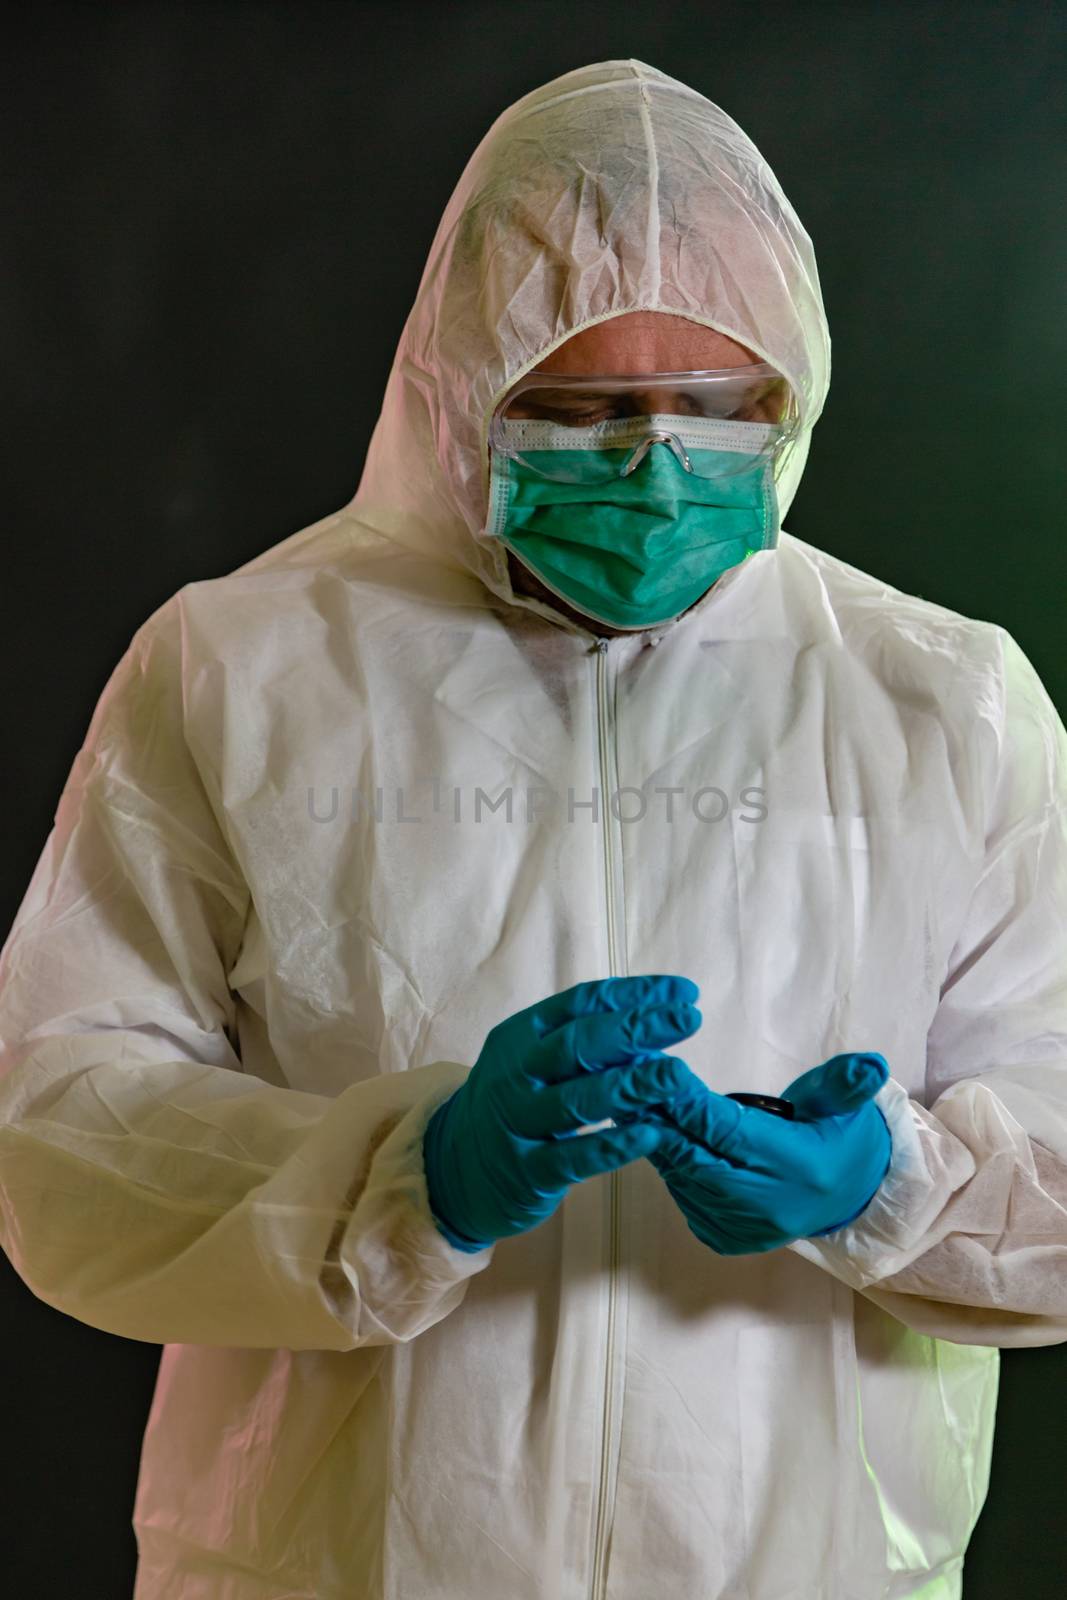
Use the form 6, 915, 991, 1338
642, 1052, 893, 1256
423, 974, 702, 1252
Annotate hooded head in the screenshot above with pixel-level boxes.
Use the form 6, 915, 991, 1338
349, 59, 831, 618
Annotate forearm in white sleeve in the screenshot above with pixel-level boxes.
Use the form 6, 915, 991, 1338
0, 601, 490, 1351
789, 629, 1067, 1348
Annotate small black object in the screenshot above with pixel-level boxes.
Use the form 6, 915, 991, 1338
726, 1092, 796, 1120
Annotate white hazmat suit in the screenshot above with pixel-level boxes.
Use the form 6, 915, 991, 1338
2, 57, 1067, 1600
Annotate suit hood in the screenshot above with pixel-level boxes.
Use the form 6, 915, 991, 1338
347, 59, 831, 621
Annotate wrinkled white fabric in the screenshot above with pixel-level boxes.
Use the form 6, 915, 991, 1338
1, 57, 1066, 1600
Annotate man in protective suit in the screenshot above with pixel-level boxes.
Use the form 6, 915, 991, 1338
1, 58, 1066, 1600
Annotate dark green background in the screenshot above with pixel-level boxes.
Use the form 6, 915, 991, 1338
2, 2, 1065, 1594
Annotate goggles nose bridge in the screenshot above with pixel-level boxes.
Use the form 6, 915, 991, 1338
621, 430, 694, 477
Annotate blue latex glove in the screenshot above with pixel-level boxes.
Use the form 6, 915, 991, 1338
643, 1053, 893, 1255
423, 975, 703, 1252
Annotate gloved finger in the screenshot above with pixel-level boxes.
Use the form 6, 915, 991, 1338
518, 1052, 695, 1137
650, 1054, 889, 1162
641, 1120, 696, 1172
529, 1118, 666, 1189
515, 974, 699, 1042
781, 1053, 888, 1119
525, 1000, 702, 1087
652, 1067, 891, 1188
642, 1086, 777, 1166
641, 1117, 736, 1180
615, 1067, 727, 1159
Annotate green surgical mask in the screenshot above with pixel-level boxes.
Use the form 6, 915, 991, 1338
485, 429, 780, 631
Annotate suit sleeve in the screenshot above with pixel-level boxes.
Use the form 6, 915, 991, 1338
789, 627, 1067, 1347
0, 594, 490, 1350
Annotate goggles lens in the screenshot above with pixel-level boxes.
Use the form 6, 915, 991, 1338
489, 364, 799, 484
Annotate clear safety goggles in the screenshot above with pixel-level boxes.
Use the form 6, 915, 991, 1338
488, 363, 800, 485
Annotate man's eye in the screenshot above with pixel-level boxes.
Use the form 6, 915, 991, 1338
738, 381, 789, 422
540, 407, 618, 423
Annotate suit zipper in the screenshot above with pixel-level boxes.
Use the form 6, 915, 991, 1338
591, 635, 625, 1600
